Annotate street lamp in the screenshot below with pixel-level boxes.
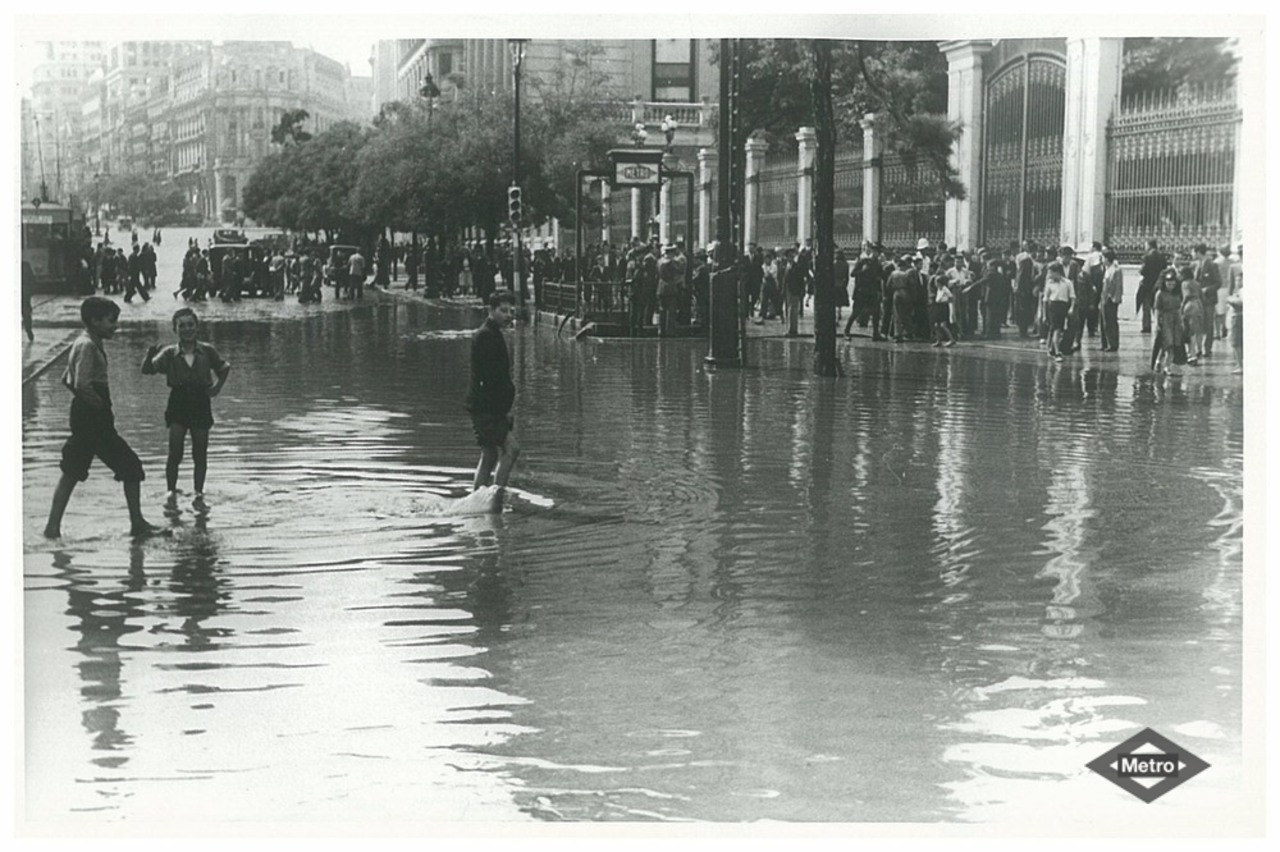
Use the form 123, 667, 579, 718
418, 72, 441, 126
508, 38, 528, 308
661, 114, 679, 151
631, 122, 649, 147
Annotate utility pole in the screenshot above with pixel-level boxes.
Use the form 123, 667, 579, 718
509, 39, 527, 312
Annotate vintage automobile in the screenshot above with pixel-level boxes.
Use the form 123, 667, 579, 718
324, 244, 364, 297
212, 228, 249, 245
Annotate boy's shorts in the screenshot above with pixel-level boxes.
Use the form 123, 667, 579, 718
471, 412, 513, 449
60, 399, 145, 483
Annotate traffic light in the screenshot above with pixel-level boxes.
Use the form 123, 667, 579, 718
507, 185, 522, 224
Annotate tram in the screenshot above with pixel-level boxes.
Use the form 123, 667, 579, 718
21, 201, 92, 294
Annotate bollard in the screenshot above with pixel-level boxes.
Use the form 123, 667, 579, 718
705, 267, 741, 367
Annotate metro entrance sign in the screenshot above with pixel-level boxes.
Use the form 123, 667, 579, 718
608, 148, 665, 188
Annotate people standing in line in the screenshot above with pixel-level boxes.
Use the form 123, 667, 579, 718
1180, 265, 1206, 365
845, 242, 885, 340
466, 290, 520, 497
1152, 268, 1185, 375
1137, 238, 1167, 333
142, 308, 231, 498
888, 256, 916, 343
125, 244, 149, 303
1192, 243, 1221, 356
1212, 245, 1232, 342
43, 297, 156, 539
784, 247, 810, 337
978, 258, 1011, 339
1227, 278, 1243, 375
657, 243, 685, 337
928, 254, 957, 347
1098, 248, 1124, 352
1043, 261, 1074, 363
833, 249, 850, 322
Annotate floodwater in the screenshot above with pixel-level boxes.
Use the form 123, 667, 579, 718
20, 289, 1246, 826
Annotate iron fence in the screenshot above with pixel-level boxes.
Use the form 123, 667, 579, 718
1106, 84, 1240, 260
880, 152, 945, 251
833, 144, 865, 250
756, 150, 798, 249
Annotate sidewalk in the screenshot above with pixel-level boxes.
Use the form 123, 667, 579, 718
742, 300, 1243, 387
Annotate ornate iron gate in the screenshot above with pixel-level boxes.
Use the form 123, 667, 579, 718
981, 54, 1066, 249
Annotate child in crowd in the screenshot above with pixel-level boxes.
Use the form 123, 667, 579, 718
44, 297, 156, 538
142, 308, 231, 497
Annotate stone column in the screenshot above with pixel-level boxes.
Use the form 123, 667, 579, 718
1061, 38, 1123, 249
600, 180, 611, 245
795, 126, 817, 245
1231, 105, 1244, 249
630, 187, 642, 240
940, 40, 995, 251
743, 136, 768, 248
697, 148, 717, 249
658, 177, 672, 244
860, 113, 883, 245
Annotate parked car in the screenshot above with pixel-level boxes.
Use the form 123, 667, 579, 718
212, 228, 249, 245
208, 243, 268, 297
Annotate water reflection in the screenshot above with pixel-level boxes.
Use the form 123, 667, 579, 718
22, 303, 1243, 824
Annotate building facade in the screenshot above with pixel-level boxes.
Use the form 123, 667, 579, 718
30, 40, 375, 225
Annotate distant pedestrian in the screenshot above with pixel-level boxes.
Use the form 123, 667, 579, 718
21, 259, 35, 342
784, 248, 809, 337
348, 248, 366, 299
1193, 243, 1221, 356
1180, 266, 1206, 364
1227, 282, 1243, 374
888, 256, 915, 343
1137, 238, 1166, 333
141, 242, 158, 290
142, 307, 231, 497
928, 255, 957, 347
657, 243, 685, 337
845, 242, 884, 340
43, 297, 156, 538
467, 290, 520, 496
1098, 248, 1124, 352
125, 245, 149, 303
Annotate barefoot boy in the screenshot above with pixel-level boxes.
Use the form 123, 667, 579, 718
44, 296, 157, 538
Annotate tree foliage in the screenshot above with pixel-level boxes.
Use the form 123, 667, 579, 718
244, 40, 626, 242
717, 39, 964, 199
100, 171, 187, 223
1122, 38, 1239, 96
271, 108, 313, 145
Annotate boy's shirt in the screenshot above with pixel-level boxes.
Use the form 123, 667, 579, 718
63, 332, 110, 408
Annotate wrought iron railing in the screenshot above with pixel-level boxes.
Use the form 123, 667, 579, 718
756, 151, 799, 249
880, 152, 945, 251
1106, 84, 1240, 260
834, 144, 865, 249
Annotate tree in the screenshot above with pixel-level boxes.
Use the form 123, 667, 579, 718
99, 172, 187, 224
271, 109, 313, 145
1122, 38, 1238, 97
716, 39, 964, 200
810, 40, 839, 378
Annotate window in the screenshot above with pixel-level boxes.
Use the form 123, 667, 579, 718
438, 52, 452, 77
652, 39, 694, 102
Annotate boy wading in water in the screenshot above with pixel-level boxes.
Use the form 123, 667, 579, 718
466, 291, 519, 502
44, 297, 157, 538
142, 308, 231, 497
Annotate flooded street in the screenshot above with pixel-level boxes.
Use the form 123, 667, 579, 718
21, 278, 1246, 825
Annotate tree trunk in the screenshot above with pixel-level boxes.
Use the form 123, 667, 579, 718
810, 39, 840, 377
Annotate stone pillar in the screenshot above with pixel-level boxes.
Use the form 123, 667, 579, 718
1061, 38, 1123, 249
795, 126, 817, 246
630, 187, 642, 240
743, 136, 768, 248
600, 180, 611, 244
860, 113, 883, 245
940, 40, 995, 251
1231, 106, 1244, 249
658, 177, 672, 244
697, 148, 717, 250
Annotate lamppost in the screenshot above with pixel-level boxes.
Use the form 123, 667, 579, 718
631, 122, 648, 147
661, 114, 679, 152
508, 38, 527, 309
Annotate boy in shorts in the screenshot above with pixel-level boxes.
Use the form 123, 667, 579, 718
466, 290, 520, 495
44, 296, 157, 538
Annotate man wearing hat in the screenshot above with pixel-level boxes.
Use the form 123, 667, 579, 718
845, 241, 886, 340
657, 242, 685, 337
